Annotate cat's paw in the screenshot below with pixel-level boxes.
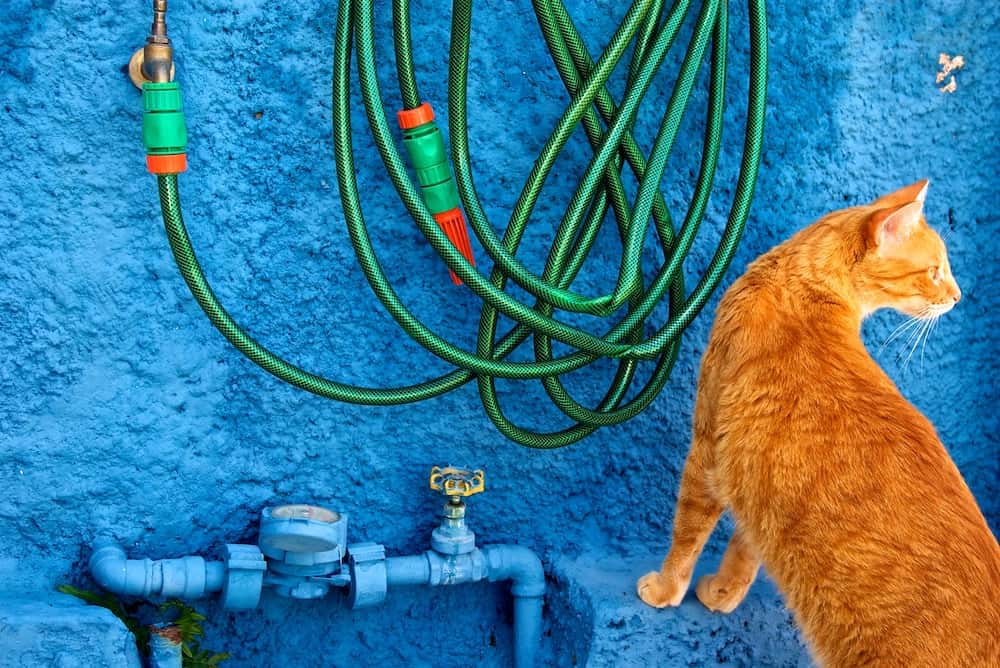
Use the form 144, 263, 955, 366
694, 574, 750, 613
637, 571, 687, 608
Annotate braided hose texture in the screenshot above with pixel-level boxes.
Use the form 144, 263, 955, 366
158, 0, 768, 448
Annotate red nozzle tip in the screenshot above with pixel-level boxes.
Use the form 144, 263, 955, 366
432, 208, 475, 286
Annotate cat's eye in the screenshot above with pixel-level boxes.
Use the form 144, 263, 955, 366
928, 266, 942, 282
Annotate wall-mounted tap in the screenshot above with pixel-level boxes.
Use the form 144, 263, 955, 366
128, 0, 176, 89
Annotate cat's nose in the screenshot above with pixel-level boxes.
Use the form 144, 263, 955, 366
950, 286, 962, 303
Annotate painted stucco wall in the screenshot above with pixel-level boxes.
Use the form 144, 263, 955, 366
1, 0, 996, 666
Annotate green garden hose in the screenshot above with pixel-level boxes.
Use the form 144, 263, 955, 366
152, 0, 768, 448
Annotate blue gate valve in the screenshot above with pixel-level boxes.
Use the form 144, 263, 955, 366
428, 466, 484, 556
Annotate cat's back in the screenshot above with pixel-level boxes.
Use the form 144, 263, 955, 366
699, 248, 848, 394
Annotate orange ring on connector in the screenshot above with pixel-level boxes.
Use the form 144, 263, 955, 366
397, 102, 435, 129
147, 153, 188, 174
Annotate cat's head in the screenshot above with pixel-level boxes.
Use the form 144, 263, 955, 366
851, 180, 961, 318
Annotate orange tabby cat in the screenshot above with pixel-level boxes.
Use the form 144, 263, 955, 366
637, 180, 1000, 667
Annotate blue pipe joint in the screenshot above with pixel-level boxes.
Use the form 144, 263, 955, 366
482, 545, 546, 598
347, 542, 387, 609
427, 549, 487, 586
220, 544, 266, 609
431, 524, 476, 556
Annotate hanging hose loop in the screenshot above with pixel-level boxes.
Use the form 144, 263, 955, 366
155, 0, 768, 447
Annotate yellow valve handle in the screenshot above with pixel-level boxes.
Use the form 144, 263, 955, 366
429, 466, 485, 497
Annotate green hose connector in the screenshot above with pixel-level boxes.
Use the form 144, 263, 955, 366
143, 81, 187, 173
397, 101, 475, 283
398, 103, 459, 215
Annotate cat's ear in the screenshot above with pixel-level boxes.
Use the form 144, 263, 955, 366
865, 201, 924, 250
871, 179, 929, 208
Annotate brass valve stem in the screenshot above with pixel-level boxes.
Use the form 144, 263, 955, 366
444, 496, 466, 522
150, 0, 168, 38
142, 0, 174, 83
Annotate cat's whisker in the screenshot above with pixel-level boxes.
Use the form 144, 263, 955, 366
900, 328, 918, 370
885, 314, 930, 350
879, 315, 924, 351
896, 311, 932, 366
917, 316, 931, 369
899, 319, 926, 366
919, 314, 940, 369
880, 308, 933, 352
919, 316, 935, 365
903, 317, 934, 371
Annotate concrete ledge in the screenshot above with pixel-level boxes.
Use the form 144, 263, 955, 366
0, 594, 141, 668
550, 552, 812, 667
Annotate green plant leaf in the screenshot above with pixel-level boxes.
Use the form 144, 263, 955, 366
57, 584, 118, 610
56, 584, 152, 656
161, 599, 207, 644
57, 586, 228, 666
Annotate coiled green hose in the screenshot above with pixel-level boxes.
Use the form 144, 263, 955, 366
158, 0, 767, 448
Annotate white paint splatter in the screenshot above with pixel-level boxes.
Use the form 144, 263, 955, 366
936, 53, 965, 93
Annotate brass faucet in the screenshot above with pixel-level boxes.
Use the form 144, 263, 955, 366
128, 0, 175, 89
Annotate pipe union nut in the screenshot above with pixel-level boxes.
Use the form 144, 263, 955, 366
347, 543, 387, 609
221, 544, 266, 610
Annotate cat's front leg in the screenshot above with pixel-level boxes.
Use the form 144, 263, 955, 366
637, 567, 692, 608
695, 527, 760, 613
638, 435, 723, 608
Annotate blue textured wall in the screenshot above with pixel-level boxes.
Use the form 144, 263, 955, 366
1, 0, 996, 666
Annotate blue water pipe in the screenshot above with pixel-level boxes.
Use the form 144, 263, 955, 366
87, 467, 545, 667
148, 625, 182, 668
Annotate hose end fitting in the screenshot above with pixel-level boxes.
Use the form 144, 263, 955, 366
142, 82, 187, 174
132, 0, 186, 173
398, 102, 475, 285
432, 209, 475, 285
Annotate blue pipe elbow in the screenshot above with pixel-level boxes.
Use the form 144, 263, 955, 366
482, 545, 545, 668
381, 545, 544, 667
482, 544, 545, 598
89, 539, 225, 599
